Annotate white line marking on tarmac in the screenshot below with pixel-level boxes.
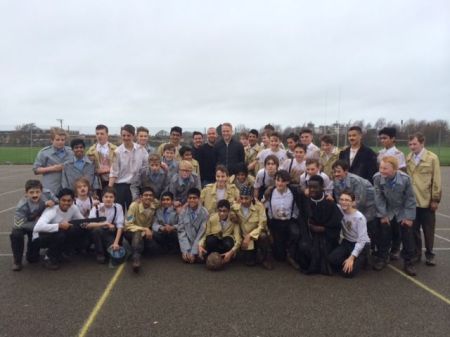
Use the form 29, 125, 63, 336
436, 228, 450, 230
437, 212, 450, 219
0, 254, 13, 257
0, 188, 22, 196
435, 234, 450, 243
0, 207, 15, 214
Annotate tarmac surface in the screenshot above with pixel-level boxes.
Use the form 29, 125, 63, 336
1, 165, 449, 337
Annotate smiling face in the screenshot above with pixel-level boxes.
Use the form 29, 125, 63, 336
170, 131, 181, 146
96, 128, 108, 145
248, 133, 258, 146
72, 144, 85, 159
218, 206, 230, 221
121, 129, 134, 146
306, 163, 320, 177
321, 141, 333, 154
339, 193, 354, 212
52, 135, 66, 150
308, 181, 323, 199
141, 191, 154, 207
379, 160, 396, 178
379, 134, 394, 149
294, 147, 306, 161
206, 128, 217, 144
300, 133, 312, 146
187, 194, 200, 209
163, 149, 175, 161
240, 195, 252, 208
215, 170, 228, 188
221, 125, 232, 142
275, 177, 288, 192
269, 136, 280, 151
161, 195, 173, 208
75, 182, 89, 198
137, 131, 149, 146
59, 194, 74, 212
193, 134, 203, 148
287, 138, 297, 151
333, 165, 347, 181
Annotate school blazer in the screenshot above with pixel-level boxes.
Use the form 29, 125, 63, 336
125, 201, 157, 232
406, 149, 441, 208
339, 144, 378, 183
177, 206, 209, 255
199, 212, 241, 251
200, 183, 240, 214
152, 207, 179, 232
231, 201, 267, 250
86, 143, 117, 173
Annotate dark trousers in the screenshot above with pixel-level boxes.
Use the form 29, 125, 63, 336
205, 235, 235, 254
124, 231, 154, 258
242, 233, 272, 264
96, 179, 110, 199
366, 219, 377, 251
328, 240, 369, 278
153, 231, 179, 252
414, 207, 436, 259
34, 232, 66, 263
10, 228, 40, 264
91, 228, 116, 255
114, 183, 132, 212
268, 218, 300, 261
377, 217, 415, 262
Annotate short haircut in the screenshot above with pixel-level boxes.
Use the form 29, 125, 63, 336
217, 199, 231, 210
136, 126, 149, 134
264, 124, 275, 131
192, 131, 203, 138
179, 145, 192, 157
309, 175, 324, 187
239, 132, 248, 139
160, 191, 174, 200
215, 164, 229, 176
270, 132, 280, 140
102, 187, 116, 197
294, 143, 307, 152
74, 177, 91, 190
95, 124, 109, 133
25, 179, 43, 191
275, 170, 291, 182
163, 143, 176, 153
222, 122, 233, 130
50, 127, 67, 140
332, 159, 350, 171
381, 156, 399, 171
300, 128, 313, 135
235, 163, 248, 176
170, 126, 182, 135
121, 124, 135, 135
348, 126, 362, 134
287, 133, 299, 142
320, 135, 334, 145
409, 132, 425, 144
340, 189, 356, 201
378, 127, 396, 138
306, 158, 320, 167
264, 154, 280, 167
141, 186, 155, 195
57, 188, 75, 199
148, 154, 161, 164
187, 187, 201, 198
70, 138, 85, 149
249, 129, 259, 137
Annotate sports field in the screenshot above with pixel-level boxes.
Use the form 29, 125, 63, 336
1, 145, 450, 165
0, 165, 449, 337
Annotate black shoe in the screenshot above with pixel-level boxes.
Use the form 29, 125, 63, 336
12, 263, 22, 271
373, 259, 387, 271
411, 254, 422, 264
43, 260, 60, 270
425, 257, 436, 266
132, 257, 141, 273
389, 250, 400, 261
404, 263, 417, 276
244, 251, 257, 267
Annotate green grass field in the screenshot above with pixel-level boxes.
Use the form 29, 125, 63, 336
1, 145, 450, 165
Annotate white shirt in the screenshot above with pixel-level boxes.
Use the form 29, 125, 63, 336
266, 188, 298, 220
33, 205, 84, 239
75, 197, 94, 218
378, 146, 406, 169
96, 142, 110, 156
88, 203, 124, 229
254, 168, 275, 189
338, 206, 371, 257
413, 148, 425, 166
349, 148, 358, 166
110, 143, 148, 184
300, 172, 333, 194
305, 143, 320, 159
257, 148, 288, 167
281, 159, 306, 175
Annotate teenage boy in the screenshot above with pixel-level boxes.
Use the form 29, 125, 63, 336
136, 126, 156, 154
319, 135, 340, 177
214, 122, 245, 176
161, 143, 179, 180
86, 124, 117, 193
32, 188, 85, 270
246, 129, 261, 177
373, 156, 417, 276
33, 127, 74, 195
299, 158, 333, 195
198, 199, 241, 266
257, 132, 288, 168
157, 126, 183, 159
286, 133, 299, 159
62, 138, 99, 191
10, 180, 58, 271
254, 155, 279, 201
198, 127, 218, 187
339, 126, 378, 183
329, 190, 371, 278
377, 127, 406, 170
191, 131, 204, 161
177, 188, 209, 264
132, 154, 169, 200
299, 128, 320, 160
109, 124, 148, 211
180, 145, 201, 179
124, 186, 158, 273
152, 191, 179, 253
231, 185, 273, 269
406, 132, 441, 266
166, 160, 202, 208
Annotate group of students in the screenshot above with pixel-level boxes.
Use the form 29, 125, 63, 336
10, 123, 441, 278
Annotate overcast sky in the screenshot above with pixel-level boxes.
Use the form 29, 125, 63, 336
0, 0, 449, 133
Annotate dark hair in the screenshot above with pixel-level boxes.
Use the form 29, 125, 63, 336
121, 124, 135, 135
217, 199, 231, 210
25, 179, 43, 192
378, 127, 396, 138
294, 143, 307, 152
320, 135, 334, 145
286, 133, 299, 142
235, 163, 248, 176
409, 132, 425, 144
192, 131, 203, 138
306, 158, 320, 167
308, 175, 324, 187
332, 159, 350, 171
102, 187, 116, 197
70, 138, 85, 149
179, 145, 192, 157
275, 170, 290, 182
170, 126, 182, 135
136, 126, 149, 134
264, 124, 275, 131
340, 189, 356, 201
160, 191, 174, 200
348, 126, 362, 134
300, 128, 313, 135
187, 187, 201, 198
270, 132, 280, 140
249, 129, 259, 137
95, 124, 109, 133
57, 188, 75, 199
141, 186, 155, 195
264, 154, 280, 167
163, 143, 176, 152
215, 164, 229, 176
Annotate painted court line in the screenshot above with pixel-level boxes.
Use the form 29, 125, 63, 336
78, 263, 125, 337
388, 265, 450, 306
0, 207, 15, 214
437, 212, 450, 219
0, 188, 22, 197
435, 234, 450, 243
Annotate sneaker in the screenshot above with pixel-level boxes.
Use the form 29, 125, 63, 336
96, 254, 106, 264
425, 257, 436, 266
286, 255, 300, 270
132, 257, 141, 273
372, 259, 387, 271
404, 263, 417, 276
43, 260, 60, 270
12, 263, 22, 271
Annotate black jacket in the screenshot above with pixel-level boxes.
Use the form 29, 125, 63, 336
198, 143, 216, 183
339, 144, 378, 183
213, 138, 245, 176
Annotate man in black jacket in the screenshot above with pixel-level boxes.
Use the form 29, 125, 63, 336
198, 127, 217, 187
214, 123, 245, 176
339, 126, 378, 183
